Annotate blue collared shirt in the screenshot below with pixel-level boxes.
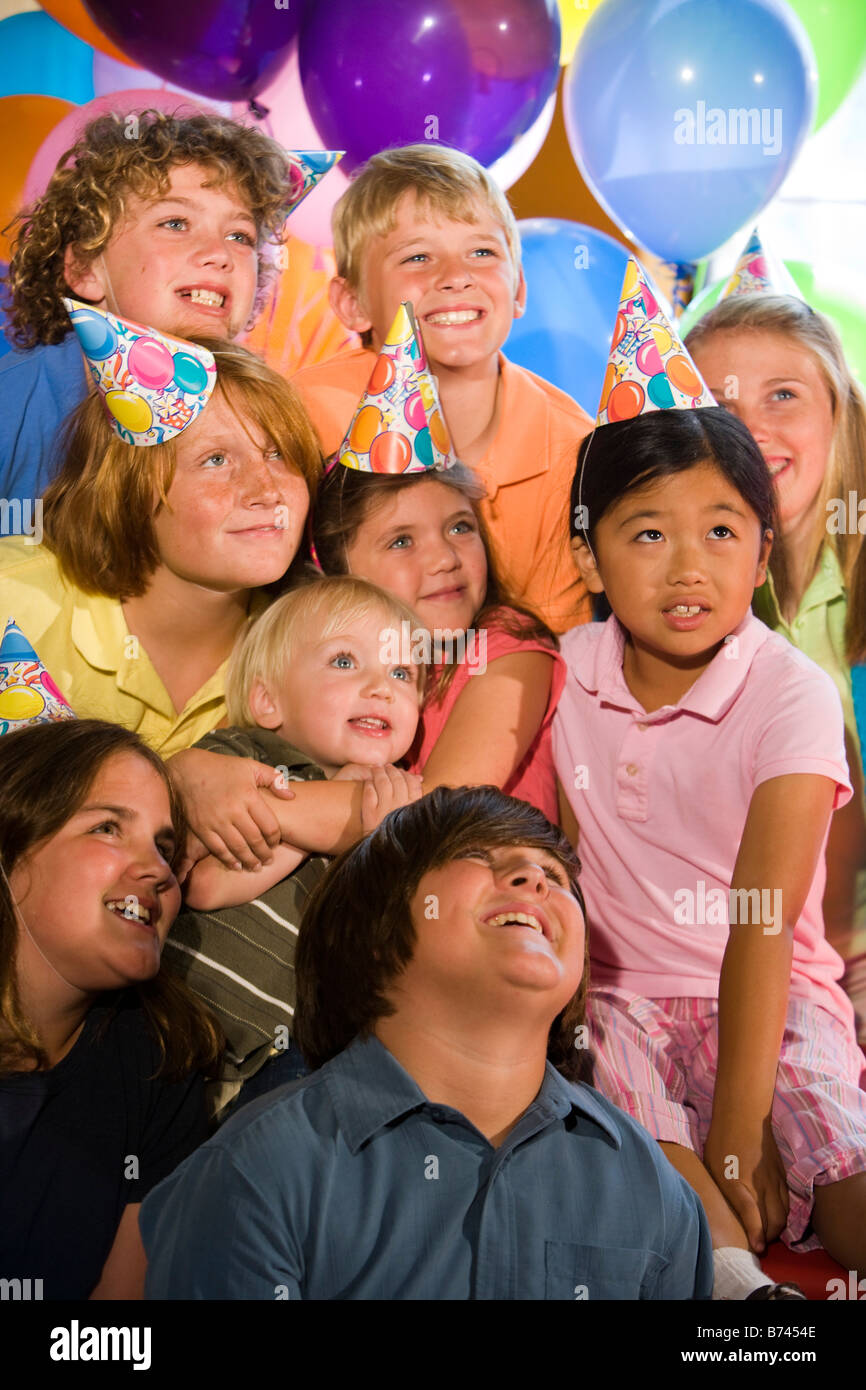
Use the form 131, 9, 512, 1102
141, 1036, 712, 1300
0, 337, 87, 515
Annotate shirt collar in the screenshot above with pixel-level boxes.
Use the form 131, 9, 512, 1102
326, 1034, 623, 1153
756, 544, 845, 626
574, 610, 770, 722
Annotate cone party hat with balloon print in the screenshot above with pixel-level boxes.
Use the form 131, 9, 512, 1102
285, 150, 344, 214
64, 298, 217, 447
719, 227, 803, 301
0, 618, 75, 736
596, 258, 717, 426
337, 302, 456, 473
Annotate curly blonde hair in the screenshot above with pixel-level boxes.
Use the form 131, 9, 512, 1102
4, 111, 295, 349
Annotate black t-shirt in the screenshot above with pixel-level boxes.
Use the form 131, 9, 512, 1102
0, 992, 208, 1299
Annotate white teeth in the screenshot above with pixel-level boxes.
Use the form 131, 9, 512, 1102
107, 899, 152, 925
186, 288, 225, 307
427, 310, 480, 325
352, 717, 387, 729
487, 912, 543, 933
667, 605, 703, 616
768, 461, 790, 476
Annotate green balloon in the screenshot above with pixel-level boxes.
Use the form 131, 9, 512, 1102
680, 260, 866, 390
786, 0, 866, 130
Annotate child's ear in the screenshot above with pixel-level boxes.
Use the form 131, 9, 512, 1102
63, 245, 107, 305
329, 276, 373, 335
513, 265, 527, 318
247, 679, 283, 731
570, 534, 605, 594
754, 528, 773, 589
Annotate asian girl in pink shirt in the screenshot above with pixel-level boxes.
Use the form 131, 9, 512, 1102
553, 405, 866, 1298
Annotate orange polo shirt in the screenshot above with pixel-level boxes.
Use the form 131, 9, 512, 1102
293, 348, 591, 633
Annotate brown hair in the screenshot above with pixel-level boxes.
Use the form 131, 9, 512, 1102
0, 719, 222, 1079
293, 785, 589, 1080
686, 294, 866, 663
311, 462, 557, 703
4, 110, 295, 349
42, 339, 323, 600
332, 143, 521, 347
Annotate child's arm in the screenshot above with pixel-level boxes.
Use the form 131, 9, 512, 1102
184, 766, 423, 910
420, 651, 554, 790
167, 747, 297, 873
702, 772, 839, 1253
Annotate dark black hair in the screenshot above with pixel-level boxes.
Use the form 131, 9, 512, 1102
570, 407, 778, 547
294, 785, 589, 1080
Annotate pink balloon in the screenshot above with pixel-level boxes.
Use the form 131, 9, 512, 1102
232, 44, 349, 248
24, 89, 220, 206
635, 339, 664, 377
128, 336, 174, 389
403, 390, 426, 432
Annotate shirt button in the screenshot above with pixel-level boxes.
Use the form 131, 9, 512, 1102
637, 722, 648, 732
625, 763, 639, 777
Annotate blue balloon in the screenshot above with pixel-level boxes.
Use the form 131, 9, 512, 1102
0, 13, 94, 104
505, 218, 629, 417
172, 352, 209, 395
69, 309, 117, 360
563, 0, 816, 262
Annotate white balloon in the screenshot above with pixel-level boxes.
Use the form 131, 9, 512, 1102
487, 91, 556, 191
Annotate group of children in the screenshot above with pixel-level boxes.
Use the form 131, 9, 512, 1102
0, 106, 865, 1301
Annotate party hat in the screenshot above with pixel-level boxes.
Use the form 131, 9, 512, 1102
596, 257, 716, 426
719, 228, 803, 300
0, 618, 76, 735
64, 299, 217, 446
285, 150, 344, 215
338, 302, 456, 473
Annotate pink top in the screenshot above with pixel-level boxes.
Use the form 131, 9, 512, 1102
410, 608, 565, 822
553, 611, 855, 1029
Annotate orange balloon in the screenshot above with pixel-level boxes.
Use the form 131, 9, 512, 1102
370, 431, 412, 473
39, 0, 136, 65
241, 241, 356, 377
665, 354, 702, 396
428, 409, 451, 456
350, 405, 382, 454
0, 94, 73, 260
611, 312, 627, 352
598, 362, 616, 414
367, 353, 396, 395
606, 379, 645, 422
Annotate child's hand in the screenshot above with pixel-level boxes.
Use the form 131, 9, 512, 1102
176, 830, 209, 886
360, 765, 423, 835
704, 1117, 789, 1253
167, 748, 296, 872
331, 763, 377, 782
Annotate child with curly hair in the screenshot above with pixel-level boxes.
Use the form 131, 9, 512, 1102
0, 109, 300, 515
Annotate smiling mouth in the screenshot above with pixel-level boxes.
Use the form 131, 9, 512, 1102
178, 288, 226, 308
349, 716, 391, 734
664, 604, 707, 617
424, 309, 482, 326
767, 459, 792, 478
485, 910, 550, 940
106, 899, 156, 929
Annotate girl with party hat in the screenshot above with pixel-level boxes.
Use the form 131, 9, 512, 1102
553, 258, 866, 1299
311, 302, 564, 820
687, 250, 866, 1046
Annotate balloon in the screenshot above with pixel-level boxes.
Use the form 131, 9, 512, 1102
83, 0, 304, 101
370, 431, 413, 473
239, 241, 355, 377
104, 389, 153, 433
172, 352, 210, 395
786, 0, 866, 131
299, 0, 561, 173
487, 90, 556, 191
0, 95, 74, 260
504, 217, 630, 416
231, 42, 350, 248
0, 12, 94, 103
563, 0, 817, 262
92, 52, 233, 115
24, 89, 221, 206
680, 260, 866, 390
128, 336, 174, 390
557, 0, 603, 65
67, 305, 117, 358
39, 0, 135, 65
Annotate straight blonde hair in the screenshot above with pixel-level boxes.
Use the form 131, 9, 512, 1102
225, 575, 426, 727
686, 294, 866, 663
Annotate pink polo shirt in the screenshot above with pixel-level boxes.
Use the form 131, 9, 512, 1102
553, 612, 855, 1029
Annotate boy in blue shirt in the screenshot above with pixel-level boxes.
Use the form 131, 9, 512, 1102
0, 110, 308, 516
141, 785, 712, 1300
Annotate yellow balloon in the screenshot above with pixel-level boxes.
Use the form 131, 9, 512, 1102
105, 390, 153, 434
0, 685, 44, 720
652, 325, 673, 355
621, 259, 640, 302
558, 0, 604, 66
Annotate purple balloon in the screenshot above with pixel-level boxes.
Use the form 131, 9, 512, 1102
298, 0, 561, 172
82, 0, 305, 101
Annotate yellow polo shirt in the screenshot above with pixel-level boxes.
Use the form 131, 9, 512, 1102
0, 538, 239, 757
